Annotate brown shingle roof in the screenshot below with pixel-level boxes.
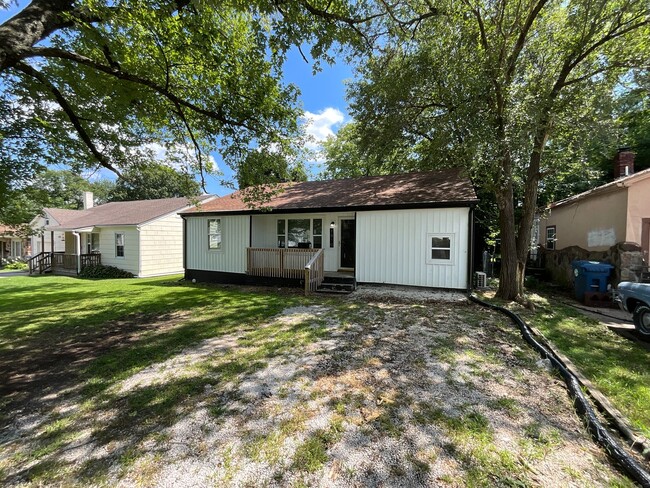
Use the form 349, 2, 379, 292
0, 225, 18, 236
183, 169, 477, 215
43, 208, 85, 226
46, 196, 213, 230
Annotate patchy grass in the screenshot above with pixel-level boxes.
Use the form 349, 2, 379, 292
517, 294, 650, 439
0, 278, 636, 487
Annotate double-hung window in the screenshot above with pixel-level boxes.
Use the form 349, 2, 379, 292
86, 233, 100, 254
426, 233, 453, 263
115, 233, 125, 258
208, 219, 222, 250
545, 226, 556, 250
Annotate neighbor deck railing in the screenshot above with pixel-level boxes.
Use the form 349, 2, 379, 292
28, 252, 101, 275
247, 247, 324, 294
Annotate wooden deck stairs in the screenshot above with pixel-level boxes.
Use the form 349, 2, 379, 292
317, 272, 356, 294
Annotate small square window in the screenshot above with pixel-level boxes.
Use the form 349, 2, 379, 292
427, 233, 453, 263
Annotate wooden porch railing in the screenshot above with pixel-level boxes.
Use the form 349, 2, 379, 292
28, 251, 52, 275
247, 248, 324, 294
304, 249, 325, 295
28, 252, 101, 275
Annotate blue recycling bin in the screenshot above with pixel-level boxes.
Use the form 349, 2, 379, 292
571, 260, 614, 302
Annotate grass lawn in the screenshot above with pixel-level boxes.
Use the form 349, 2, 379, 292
484, 290, 650, 440
0, 276, 637, 487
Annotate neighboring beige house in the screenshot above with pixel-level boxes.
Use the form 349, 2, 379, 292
0, 225, 31, 262
30, 193, 214, 277
538, 149, 650, 262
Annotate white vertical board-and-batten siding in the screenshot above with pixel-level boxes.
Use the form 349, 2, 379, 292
356, 208, 470, 289
185, 215, 250, 273
99, 226, 140, 275
139, 213, 185, 277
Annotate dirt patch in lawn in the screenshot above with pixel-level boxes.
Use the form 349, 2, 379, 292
0, 311, 189, 414
0, 289, 637, 487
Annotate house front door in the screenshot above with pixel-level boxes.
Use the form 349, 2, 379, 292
339, 219, 355, 269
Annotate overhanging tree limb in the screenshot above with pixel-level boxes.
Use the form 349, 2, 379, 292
24, 46, 255, 130
12, 61, 123, 177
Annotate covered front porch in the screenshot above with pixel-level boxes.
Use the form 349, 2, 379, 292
28, 227, 101, 275
245, 212, 357, 293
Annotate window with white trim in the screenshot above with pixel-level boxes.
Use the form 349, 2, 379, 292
546, 226, 556, 250
86, 233, 100, 254
115, 233, 125, 258
277, 219, 286, 248
275, 218, 323, 249
312, 219, 323, 249
208, 219, 222, 250
426, 233, 453, 263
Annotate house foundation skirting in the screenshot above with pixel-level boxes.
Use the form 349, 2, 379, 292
185, 269, 302, 288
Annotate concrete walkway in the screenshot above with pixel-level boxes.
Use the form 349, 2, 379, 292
0, 271, 28, 278
563, 300, 650, 350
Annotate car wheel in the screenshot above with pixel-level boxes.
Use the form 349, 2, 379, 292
633, 304, 650, 337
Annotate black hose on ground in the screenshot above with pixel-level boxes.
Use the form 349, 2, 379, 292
468, 294, 650, 488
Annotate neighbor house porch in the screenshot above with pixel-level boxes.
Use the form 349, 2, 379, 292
28, 228, 101, 276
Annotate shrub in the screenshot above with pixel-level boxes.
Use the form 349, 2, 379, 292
3, 260, 28, 270
79, 264, 134, 279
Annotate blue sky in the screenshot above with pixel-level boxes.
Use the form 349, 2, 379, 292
204, 47, 353, 195
1, 5, 353, 196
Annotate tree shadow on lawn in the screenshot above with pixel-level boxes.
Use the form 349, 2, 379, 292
0, 278, 299, 350
1, 314, 326, 486
2, 298, 621, 487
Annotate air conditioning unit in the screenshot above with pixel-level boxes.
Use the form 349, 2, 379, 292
474, 271, 487, 289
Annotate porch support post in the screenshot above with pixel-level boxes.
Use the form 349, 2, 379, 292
73, 231, 81, 274
50, 231, 54, 254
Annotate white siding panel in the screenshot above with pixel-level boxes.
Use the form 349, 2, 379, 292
139, 213, 185, 277
356, 208, 469, 289
98, 226, 140, 275
186, 215, 249, 273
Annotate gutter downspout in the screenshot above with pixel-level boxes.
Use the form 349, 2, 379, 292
467, 206, 475, 292
137, 225, 142, 278
72, 231, 81, 274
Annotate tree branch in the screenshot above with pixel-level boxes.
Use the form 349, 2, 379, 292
504, 0, 550, 83
12, 61, 123, 177
25, 46, 255, 130
172, 101, 207, 193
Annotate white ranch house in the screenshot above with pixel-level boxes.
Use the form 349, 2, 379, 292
181, 169, 478, 292
30, 193, 214, 277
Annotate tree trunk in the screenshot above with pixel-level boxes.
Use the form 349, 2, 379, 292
0, 0, 74, 72
514, 121, 550, 297
495, 147, 520, 300
496, 189, 520, 300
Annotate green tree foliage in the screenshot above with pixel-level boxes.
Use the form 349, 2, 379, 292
236, 149, 307, 189
331, 0, 649, 299
108, 163, 200, 201
322, 121, 409, 179
0, 169, 114, 226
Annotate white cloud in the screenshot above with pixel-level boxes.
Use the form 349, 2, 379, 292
302, 108, 346, 145
300, 108, 347, 165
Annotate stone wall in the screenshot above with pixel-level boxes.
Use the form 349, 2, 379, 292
540, 242, 645, 289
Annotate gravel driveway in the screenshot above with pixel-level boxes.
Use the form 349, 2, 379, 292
0, 286, 634, 487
